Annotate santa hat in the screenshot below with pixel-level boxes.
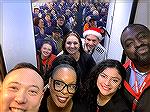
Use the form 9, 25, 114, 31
83, 27, 103, 40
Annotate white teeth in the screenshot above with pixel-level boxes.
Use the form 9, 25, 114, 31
11, 107, 25, 112
58, 97, 67, 101
103, 86, 110, 91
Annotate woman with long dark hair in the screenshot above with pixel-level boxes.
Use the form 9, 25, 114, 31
81, 59, 130, 112
62, 31, 96, 84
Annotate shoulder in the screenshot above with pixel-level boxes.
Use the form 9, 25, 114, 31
50, 54, 57, 59
80, 52, 95, 63
110, 91, 131, 112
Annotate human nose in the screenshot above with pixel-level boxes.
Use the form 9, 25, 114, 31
104, 78, 111, 86
134, 39, 143, 47
88, 41, 93, 45
15, 90, 27, 104
70, 43, 75, 47
61, 86, 68, 95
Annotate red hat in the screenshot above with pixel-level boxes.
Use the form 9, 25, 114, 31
83, 27, 103, 40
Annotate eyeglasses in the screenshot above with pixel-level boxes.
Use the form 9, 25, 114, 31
51, 78, 77, 94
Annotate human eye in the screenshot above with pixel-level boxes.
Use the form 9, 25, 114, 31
92, 40, 97, 43
99, 73, 106, 78
55, 80, 64, 87
48, 48, 52, 52
69, 84, 76, 90
73, 42, 78, 45
43, 47, 47, 50
87, 38, 91, 41
112, 79, 119, 83
28, 89, 39, 96
7, 83, 20, 92
138, 34, 147, 41
125, 41, 134, 48
7, 86, 19, 92
66, 41, 71, 45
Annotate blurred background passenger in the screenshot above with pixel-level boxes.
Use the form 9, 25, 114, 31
62, 31, 96, 84
36, 41, 56, 82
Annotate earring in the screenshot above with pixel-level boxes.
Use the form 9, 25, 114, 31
118, 85, 121, 89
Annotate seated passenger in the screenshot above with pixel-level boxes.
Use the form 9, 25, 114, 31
81, 59, 130, 112
0, 62, 44, 112
33, 17, 45, 36
39, 55, 82, 112
36, 41, 56, 82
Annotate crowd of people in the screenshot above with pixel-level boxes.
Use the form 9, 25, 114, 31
32, 0, 109, 55
1, 23, 150, 112
0, 0, 150, 112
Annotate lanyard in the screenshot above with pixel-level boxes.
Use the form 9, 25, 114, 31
131, 62, 150, 95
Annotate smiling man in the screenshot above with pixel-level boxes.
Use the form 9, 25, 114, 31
120, 24, 150, 112
0, 62, 44, 112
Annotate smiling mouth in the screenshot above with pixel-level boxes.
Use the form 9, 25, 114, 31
102, 85, 111, 91
137, 46, 148, 54
10, 107, 26, 112
57, 96, 68, 103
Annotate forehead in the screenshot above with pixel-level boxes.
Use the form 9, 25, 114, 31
3, 68, 43, 87
39, 19, 44, 22
102, 68, 121, 78
53, 67, 77, 82
86, 34, 99, 41
121, 26, 150, 42
66, 35, 79, 42
42, 43, 52, 48
57, 18, 64, 21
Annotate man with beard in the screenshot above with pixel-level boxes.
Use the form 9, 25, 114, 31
120, 24, 150, 112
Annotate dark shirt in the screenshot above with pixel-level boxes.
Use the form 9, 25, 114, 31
96, 91, 131, 112
77, 52, 96, 84
79, 90, 131, 112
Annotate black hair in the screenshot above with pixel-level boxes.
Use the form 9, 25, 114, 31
120, 24, 150, 48
62, 31, 85, 55
33, 17, 44, 27
8, 62, 42, 79
40, 39, 56, 55
82, 59, 126, 111
46, 54, 81, 89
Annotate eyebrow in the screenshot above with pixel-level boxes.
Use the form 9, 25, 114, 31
53, 79, 76, 85
8, 82, 40, 89
100, 73, 121, 80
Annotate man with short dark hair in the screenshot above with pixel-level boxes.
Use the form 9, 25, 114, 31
52, 27, 63, 54
0, 62, 44, 112
56, 15, 70, 37
120, 24, 150, 112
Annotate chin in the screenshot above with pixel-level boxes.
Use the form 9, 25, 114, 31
56, 102, 67, 108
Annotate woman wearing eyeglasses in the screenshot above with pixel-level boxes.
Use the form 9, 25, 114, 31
39, 55, 85, 112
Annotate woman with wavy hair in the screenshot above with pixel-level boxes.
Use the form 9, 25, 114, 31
81, 59, 130, 112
